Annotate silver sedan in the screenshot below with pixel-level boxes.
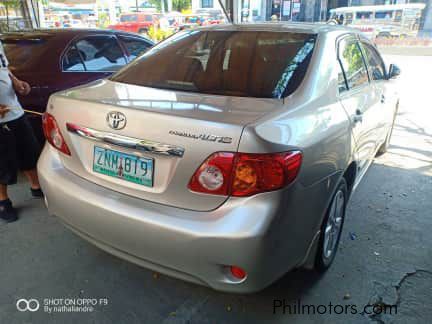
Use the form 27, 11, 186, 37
38, 23, 400, 293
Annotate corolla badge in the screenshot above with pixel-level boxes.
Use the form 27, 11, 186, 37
107, 111, 127, 130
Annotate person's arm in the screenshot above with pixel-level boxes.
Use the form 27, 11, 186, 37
0, 104, 10, 119
9, 70, 31, 96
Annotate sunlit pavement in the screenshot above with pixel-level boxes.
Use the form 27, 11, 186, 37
1, 54, 431, 324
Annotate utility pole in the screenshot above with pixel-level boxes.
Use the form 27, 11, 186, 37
218, 0, 234, 23
109, 0, 116, 24
38, 0, 45, 27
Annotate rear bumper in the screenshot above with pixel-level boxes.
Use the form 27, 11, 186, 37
38, 145, 321, 293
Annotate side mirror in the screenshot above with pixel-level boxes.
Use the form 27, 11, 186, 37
388, 64, 401, 79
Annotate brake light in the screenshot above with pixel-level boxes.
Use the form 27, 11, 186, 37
188, 151, 302, 197
188, 152, 235, 195
42, 113, 71, 156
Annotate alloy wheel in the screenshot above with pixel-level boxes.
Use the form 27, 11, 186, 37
322, 189, 345, 263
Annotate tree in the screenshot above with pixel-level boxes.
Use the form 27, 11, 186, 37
343, 43, 364, 74
1, 0, 23, 31
172, 0, 191, 12
2, 0, 22, 8
148, 0, 191, 12
148, 0, 166, 12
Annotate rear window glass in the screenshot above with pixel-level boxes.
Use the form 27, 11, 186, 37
111, 30, 316, 98
375, 11, 393, 19
2, 39, 48, 68
120, 15, 138, 22
356, 11, 373, 19
74, 36, 126, 72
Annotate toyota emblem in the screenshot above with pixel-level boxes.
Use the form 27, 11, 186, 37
107, 111, 126, 130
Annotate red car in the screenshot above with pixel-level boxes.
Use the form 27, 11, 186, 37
1, 28, 153, 143
109, 13, 160, 34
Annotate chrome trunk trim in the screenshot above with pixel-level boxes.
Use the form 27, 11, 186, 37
66, 123, 185, 157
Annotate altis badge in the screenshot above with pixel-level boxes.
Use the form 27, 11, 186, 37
169, 130, 233, 144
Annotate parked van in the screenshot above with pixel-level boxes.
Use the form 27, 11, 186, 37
330, 3, 425, 39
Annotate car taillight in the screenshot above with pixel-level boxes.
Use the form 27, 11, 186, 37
188, 152, 236, 195
232, 152, 302, 196
42, 113, 71, 156
188, 151, 302, 197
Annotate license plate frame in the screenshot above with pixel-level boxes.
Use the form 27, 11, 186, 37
92, 146, 154, 187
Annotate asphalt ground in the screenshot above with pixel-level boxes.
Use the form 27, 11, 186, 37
1, 54, 431, 324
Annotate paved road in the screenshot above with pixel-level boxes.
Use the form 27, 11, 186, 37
1, 55, 431, 324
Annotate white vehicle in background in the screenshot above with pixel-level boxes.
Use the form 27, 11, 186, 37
330, 3, 426, 39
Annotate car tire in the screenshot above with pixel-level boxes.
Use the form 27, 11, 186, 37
377, 101, 398, 156
315, 178, 348, 273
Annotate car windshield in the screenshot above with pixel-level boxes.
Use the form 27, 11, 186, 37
2, 39, 48, 69
120, 15, 138, 22
111, 30, 317, 98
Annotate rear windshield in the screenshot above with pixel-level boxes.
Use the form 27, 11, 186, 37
2, 39, 48, 69
111, 30, 317, 98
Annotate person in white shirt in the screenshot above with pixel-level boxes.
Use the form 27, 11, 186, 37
0, 40, 43, 223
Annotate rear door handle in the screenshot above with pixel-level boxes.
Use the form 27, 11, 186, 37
353, 109, 363, 123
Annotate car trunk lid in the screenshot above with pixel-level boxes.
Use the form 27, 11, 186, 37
48, 80, 282, 211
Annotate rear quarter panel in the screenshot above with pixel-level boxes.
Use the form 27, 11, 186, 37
237, 31, 354, 270
239, 32, 353, 187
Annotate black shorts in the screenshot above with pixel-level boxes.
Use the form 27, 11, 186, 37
0, 115, 41, 185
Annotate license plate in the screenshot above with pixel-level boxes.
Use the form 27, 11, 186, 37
93, 146, 154, 187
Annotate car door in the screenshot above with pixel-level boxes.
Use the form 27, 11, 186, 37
129, 14, 140, 33
61, 34, 128, 87
337, 35, 379, 175
359, 40, 394, 144
117, 35, 153, 62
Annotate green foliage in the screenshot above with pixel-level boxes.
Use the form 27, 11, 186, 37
148, 0, 167, 12
343, 43, 364, 74
98, 12, 110, 28
1, 0, 22, 9
147, 0, 190, 13
172, 0, 191, 12
148, 25, 173, 41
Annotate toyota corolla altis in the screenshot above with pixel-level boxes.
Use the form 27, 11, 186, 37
38, 23, 400, 293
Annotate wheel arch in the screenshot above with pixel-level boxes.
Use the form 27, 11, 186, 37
343, 161, 357, 198
300, 161, 356, 269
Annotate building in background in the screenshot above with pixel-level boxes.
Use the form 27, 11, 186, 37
2, 0, 431, 36
0, 0, 38, 31
230, 0, 431, 24
421, 0, 432, 34
191, 0, 225, 16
